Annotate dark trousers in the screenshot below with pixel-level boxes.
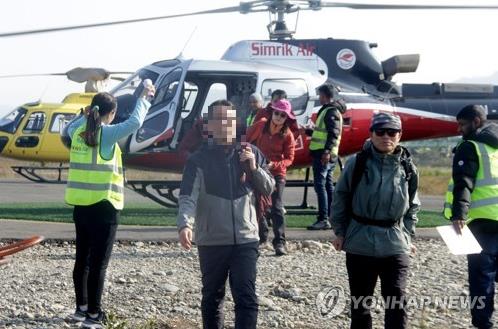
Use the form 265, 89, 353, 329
198, 242, 259, 329
73, 200, 118, 314
312, 155, 335, 221
258, 175, 286, 246
467, 228, 498, 329
346, 253, 410, 329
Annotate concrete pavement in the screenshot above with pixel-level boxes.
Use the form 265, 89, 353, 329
0, 218, 440, 241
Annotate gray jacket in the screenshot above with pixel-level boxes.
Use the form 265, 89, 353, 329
177, 143, 275, 246
331, 141, 420, 257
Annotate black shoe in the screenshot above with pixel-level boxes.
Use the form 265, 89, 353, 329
275, 244, 287, 256
82, 311, 107, 329
66, 307, 87, 322
307, 220, 332, 230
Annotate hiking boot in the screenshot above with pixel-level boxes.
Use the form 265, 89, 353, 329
81, 311, 107, 329
274, 244, 287, 256
66, 307, 87, 322
307, 220, 332, 230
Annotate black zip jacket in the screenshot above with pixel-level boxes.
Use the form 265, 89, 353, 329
451, 122, 498, 233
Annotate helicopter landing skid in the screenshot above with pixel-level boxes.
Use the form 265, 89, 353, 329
11, 165, 68, 184
126, 170, 319, 215
126, 180, 181, 208
284, 167, 317, 215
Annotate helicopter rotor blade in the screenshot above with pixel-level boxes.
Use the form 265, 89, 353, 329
0, 73, 67, 79
316, 1, 498, 10
0, 6, 243, 38
0, 68, 132, 82
3, 1, 498, 38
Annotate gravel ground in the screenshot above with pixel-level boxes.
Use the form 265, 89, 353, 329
0, 238, 495, 329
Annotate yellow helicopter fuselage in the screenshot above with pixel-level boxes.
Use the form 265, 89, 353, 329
0, 93, 94, 162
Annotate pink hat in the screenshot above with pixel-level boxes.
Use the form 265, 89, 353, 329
270, 99, 295, 120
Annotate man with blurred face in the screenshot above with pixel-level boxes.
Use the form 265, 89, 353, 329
177, 100, 274, 329
444, 105, 498, 329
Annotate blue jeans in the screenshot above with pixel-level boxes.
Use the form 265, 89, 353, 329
467, 227, 498, 329
312, 154, 336, 221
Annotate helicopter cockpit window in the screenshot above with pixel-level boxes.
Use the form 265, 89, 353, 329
261, 79, 309, 116
50, 113, 76, 133
112, 69, 159, 123
0, 107, 27, 134
136, 111, 169, 143
23, 112, 46, 134
112, 69, 159, 99
148, 68, 183, 115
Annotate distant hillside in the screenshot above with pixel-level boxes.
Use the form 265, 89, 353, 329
455, 71, 498, 85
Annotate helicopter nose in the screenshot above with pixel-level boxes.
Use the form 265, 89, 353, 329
0, 136, 8, 153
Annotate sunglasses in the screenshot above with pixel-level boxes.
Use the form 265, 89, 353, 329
374, 129, 400, 137
273, 111, 288, 118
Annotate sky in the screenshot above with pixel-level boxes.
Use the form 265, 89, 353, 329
1, 0, 498, 116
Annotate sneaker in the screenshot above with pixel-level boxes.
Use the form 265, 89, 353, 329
307, 220, 332, 230
66, 307, 87, 322
259, 241, 273, 251
274, 244, 287, 256
81, 311, 107, 329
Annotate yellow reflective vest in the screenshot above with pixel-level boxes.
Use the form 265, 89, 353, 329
309, 106, 342, 156
444, 140, 498, 223
65, 123, 124, 210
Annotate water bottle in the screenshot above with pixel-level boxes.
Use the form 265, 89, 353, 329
143, 79, 154, 102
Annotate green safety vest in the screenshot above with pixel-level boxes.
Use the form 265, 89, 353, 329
309, 106, 342, 156
65, 123, 124, 210
444, 140, 498, 223
246, 111, 257, 127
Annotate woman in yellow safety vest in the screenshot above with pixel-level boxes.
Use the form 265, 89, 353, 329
64, 83, 154, 328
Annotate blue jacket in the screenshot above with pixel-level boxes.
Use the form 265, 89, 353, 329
67, 98, 150, 158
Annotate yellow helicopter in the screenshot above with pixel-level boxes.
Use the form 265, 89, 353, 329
0, 68, 129, 182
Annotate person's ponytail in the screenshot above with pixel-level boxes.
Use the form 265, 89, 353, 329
83, 105, 102, 147
81, 92, 117, 147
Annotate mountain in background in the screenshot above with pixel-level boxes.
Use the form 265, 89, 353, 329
454, 71, 498, 84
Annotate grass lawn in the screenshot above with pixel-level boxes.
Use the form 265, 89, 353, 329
0, 202, 447, 228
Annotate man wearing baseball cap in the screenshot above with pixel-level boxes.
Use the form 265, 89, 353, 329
331, 112, 420, 329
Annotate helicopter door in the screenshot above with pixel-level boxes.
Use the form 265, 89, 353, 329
128, 60, 192, 153
14, 111, 46, 158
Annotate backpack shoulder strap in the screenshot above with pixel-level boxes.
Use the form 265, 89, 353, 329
399, 146, 415, 181
348, 148, 370, 216
351, 149, 369, 195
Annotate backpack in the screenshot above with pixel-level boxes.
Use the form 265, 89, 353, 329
348, 146, 415, 216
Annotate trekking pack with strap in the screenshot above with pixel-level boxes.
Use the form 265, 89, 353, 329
348, 146, 415, 226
